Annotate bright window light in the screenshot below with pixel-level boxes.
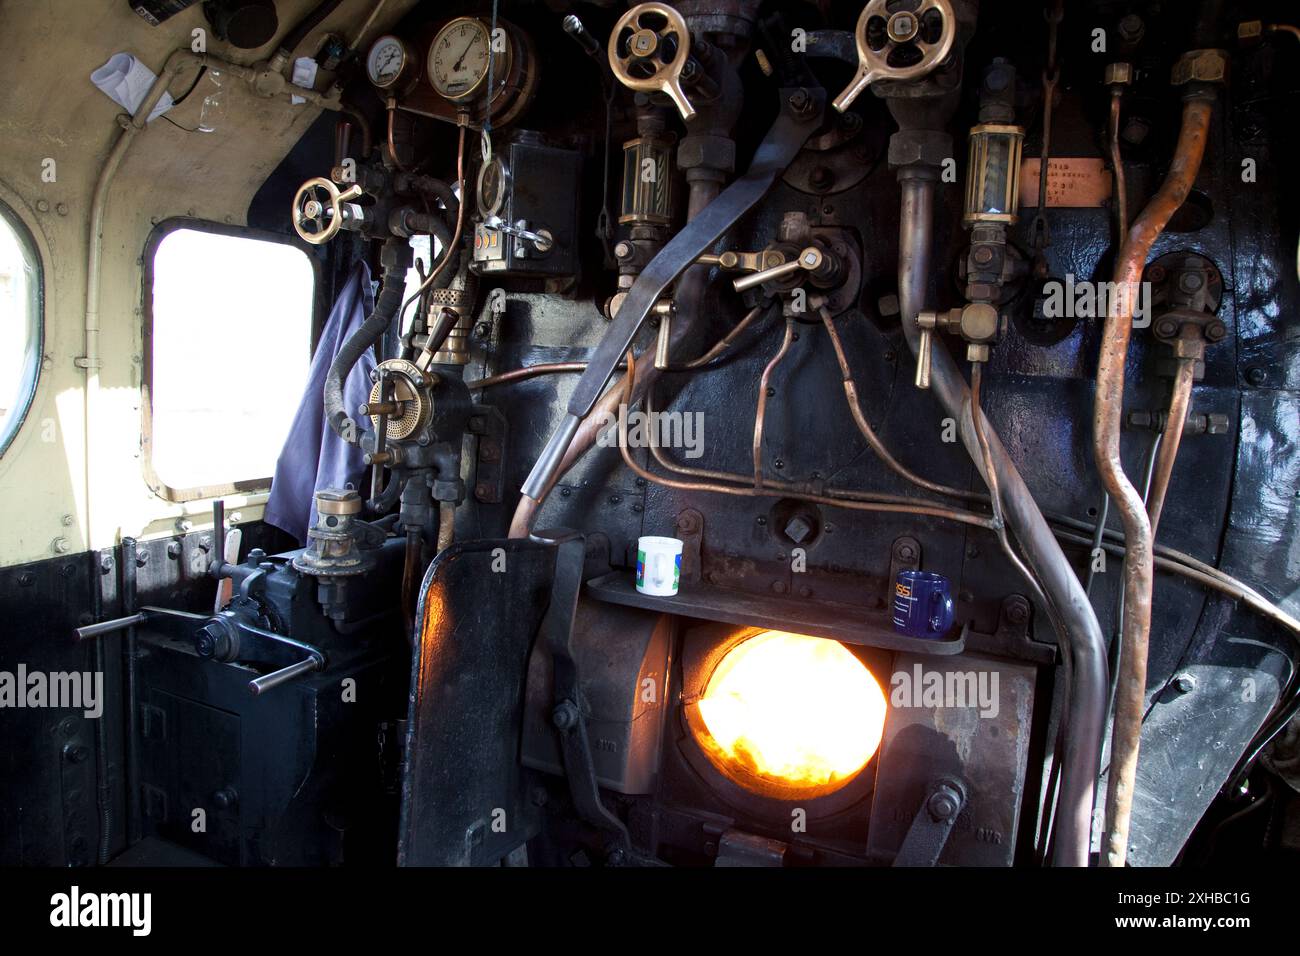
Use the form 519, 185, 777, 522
0, 202, 42, 457
148, 227, 314, 495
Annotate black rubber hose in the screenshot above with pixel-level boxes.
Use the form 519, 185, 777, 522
278, 0, 344, 58
400, 174, 461, 224
324, 241, 411, 440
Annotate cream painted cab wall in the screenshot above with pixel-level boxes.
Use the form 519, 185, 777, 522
0, 0, 407, 568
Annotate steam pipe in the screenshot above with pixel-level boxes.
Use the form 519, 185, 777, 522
1097, 97, 1214, 867
897, 173, 1107, 867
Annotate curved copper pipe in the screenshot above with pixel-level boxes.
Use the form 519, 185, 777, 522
821, 308, 982, 503
619, 352, 999, 531
1146, 349, 1199, 533
1109, 89, 1128, 235
466, 306, 766, 391
1097, 96, 1213, 868
753, 319, 795, 488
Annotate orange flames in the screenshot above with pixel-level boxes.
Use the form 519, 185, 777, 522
694, 630, 887, 795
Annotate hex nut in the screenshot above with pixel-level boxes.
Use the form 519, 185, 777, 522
1171, 49, 1229, 86
1104, 62, 1134, 86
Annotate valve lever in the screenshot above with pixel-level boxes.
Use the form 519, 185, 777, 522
608, 3, 697, 122
833, 0, 958, 112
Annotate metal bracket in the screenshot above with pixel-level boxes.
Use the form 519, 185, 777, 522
675, 509, 704, 586
535, 531, 634, 857
893, 777, 967, 866
469, 406, 509, 504
888, 535, 921, 591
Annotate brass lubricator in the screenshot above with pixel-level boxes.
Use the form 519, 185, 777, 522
832, 0, 958, 112
608, 2, 697, 121
364, 359, 432, 443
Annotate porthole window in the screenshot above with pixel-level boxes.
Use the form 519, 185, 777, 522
0, 201, 43, 458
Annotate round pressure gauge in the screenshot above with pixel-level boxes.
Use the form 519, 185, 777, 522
428, 16, 510, 103
366, 35, 413, 90
476, 155, 510, 217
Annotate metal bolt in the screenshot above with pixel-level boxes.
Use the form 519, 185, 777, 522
928, 785, 961, 821
771, 581, 788, 595
1117, 14, 1145, 44
1005, 597, 1030, 625
1173, 673, 1197, 694
552, 700, 580, 730
1121, 116, 1151, 146
1246, 367, 1267, 387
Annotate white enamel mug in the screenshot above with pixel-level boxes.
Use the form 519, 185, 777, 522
636, 536, 683, 596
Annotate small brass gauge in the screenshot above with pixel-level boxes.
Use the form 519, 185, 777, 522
476, 154, 511, 218
428, 16, 511, 104
366, 35, 415, 91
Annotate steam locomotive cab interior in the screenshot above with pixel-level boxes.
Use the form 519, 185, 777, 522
3, 0, 1300, 873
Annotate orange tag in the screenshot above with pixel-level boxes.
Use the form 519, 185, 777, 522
1020, 157, 1113, 208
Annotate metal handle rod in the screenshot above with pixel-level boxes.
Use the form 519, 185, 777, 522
248, 657, 323, 696
76, 612, 148, 642
732, 258, 802, 292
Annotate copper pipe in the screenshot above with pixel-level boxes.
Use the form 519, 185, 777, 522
1268, 24, 1300, 42
675, 305, 766, 370
753, 318, 795, 488
468, 362, 625, 390
1109, 88, 1128, 236
436, 501, 456, 552
508, 178, 724, 538
1146, 349, 1199, 534
386, 100, 410, 172
821, 308, 981, 502
400, 124, 467, 313
1097, 96, 1213, 868
970, 363, 1055, 615
618, 353, 999, 531
471, 307, 766, 391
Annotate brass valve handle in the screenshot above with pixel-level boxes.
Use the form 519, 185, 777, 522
731, 246, 824, 293
291, 177, 364, 245
833, 0, 957, 112
608, 2, 697, 122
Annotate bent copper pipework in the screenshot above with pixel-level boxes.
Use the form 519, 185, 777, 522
1145, 333, 1201, 533
897, 173, 1107, 867
467, 304, 768, 391
618, 360, 1000, 532
753, 319, 796, 488
1109, 89, 1128, 236
1097, 96, 1213, 868
821, 308, 982, 503
507, 178, 726, 537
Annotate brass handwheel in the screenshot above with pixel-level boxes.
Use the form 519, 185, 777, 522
608, 2, 697, 122
291, 177, 364, 245
833, 0, 957, 112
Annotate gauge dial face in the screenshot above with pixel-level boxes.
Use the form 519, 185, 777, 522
428, 17, 502, 102
477, 156, 510, 217
367, 35, 409, 88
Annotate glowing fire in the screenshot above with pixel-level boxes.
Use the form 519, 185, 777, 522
695, 631, 887, 795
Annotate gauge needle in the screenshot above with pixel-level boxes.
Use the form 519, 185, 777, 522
453, 38, 477, 72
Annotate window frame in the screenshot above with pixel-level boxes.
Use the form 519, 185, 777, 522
0, 198, 45, 460
141, 218, 324, 502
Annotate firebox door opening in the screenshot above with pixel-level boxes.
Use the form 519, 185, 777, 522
683, 629, 888, 802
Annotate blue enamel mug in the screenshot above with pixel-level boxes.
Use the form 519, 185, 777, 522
892, 570, 955, 639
